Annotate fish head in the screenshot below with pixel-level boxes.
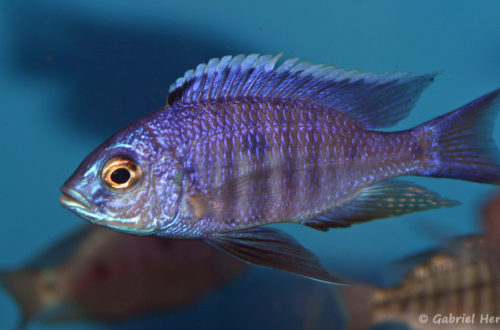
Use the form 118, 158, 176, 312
60, 123, 184, 235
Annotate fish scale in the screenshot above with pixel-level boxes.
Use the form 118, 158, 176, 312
60, 54, 500, 284
174, 99, 425, 234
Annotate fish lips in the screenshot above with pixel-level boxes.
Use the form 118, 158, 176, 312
59, 187, 93, 215
59, 186, 112, 227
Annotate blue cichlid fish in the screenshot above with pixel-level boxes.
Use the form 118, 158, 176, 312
60, 54, 500, 284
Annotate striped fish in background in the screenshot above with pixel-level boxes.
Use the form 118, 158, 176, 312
340, 192, 500, 330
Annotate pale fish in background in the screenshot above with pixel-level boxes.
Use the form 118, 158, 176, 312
60, 53, 500, 284
0, 225, 247, 327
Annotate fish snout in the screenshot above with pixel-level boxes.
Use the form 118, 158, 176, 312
59, 186, 92, 211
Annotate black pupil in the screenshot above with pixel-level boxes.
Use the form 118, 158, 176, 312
110, 168, 131, 184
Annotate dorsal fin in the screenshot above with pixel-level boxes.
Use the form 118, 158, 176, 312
167, 54, 436, 129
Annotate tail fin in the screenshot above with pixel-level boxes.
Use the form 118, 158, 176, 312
416, 89, 500, 184
0, 271, 45, 327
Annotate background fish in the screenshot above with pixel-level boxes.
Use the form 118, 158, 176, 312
340, 235, 500, 330
59, 53, 500, 284
339, 192, 500, 330
483, 191, 500, 256
0, 225, 247, 326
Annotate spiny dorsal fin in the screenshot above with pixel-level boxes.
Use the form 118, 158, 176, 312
167, 54, 436, 129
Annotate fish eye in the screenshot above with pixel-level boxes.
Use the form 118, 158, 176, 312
101, 157, 142, 192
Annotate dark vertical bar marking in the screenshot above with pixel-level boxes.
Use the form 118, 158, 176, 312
307, 128, 322, 206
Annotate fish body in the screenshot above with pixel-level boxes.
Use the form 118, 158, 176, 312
0, 225, 247, 325
60, 54, 500, 283
158, 101, 425, 235
340, 236, 500, 330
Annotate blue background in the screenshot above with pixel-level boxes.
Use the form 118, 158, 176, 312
0, 0, 499, 329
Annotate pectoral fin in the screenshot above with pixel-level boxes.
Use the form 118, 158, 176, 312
204, 227, 347, 285
306, 179, 460, 231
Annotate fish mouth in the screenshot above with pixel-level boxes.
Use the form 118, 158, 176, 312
59, 188, 92, 211
59, 187, 156, 235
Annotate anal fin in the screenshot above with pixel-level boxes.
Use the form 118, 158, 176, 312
306, 179, 460, 231
204, 227, 346, 285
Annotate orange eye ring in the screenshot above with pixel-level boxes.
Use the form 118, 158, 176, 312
101, 157, 142, 192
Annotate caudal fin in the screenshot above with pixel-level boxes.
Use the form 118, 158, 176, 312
416, 89, 500, 184
0, 271, 45, 327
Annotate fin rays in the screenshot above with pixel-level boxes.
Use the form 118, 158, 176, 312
167, 54, 436, 129
205, 227, 347, 285
306, 179, 460, 231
